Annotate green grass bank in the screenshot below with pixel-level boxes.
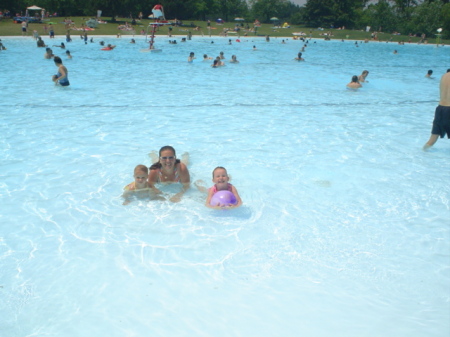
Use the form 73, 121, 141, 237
1, 17, 448, 45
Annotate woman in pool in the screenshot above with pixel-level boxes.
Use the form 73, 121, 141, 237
346, 75, 361, 89
358, 70, 369, 83
52, 56, 70, 86
148, 146, 190, 202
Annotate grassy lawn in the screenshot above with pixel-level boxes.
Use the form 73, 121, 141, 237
1, 17, 448, 45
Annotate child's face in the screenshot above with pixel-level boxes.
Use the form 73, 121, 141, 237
134, 170, 148, 188
212, 168, 229, 185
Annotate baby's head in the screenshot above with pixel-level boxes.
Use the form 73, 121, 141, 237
134, 164, 149, 188
212, 166, 229, 187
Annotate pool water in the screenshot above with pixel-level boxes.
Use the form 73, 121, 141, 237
0, 35, 449, 337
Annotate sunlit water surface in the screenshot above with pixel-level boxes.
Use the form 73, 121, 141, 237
0, 35, 449, 337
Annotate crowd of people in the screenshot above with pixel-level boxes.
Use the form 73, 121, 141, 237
9, 25, 448, 201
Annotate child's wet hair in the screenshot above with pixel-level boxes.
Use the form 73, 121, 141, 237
134, 164, 148, 175
212, 166, 227, 177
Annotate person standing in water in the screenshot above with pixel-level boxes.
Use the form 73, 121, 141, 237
52, 56, 70, 86
423, 72, 450, 150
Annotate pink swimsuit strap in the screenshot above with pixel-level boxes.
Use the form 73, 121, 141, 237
211, 183, 232, 193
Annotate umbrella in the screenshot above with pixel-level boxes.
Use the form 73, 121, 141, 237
27, 5, 43, 10
270, 17, 279, 21
234, 17, 245, 21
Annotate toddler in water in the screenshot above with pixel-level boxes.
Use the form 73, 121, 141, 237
122, 164, 163, 205
205, 167, 242, 208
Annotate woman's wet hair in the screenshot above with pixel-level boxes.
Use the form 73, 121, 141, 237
53, 56, 62, 64
352, 75, 359, 82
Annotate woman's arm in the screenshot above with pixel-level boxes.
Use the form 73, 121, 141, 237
170, 163, 190, 202
148, 169, 163, 194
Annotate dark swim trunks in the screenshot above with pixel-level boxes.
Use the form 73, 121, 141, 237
431, 105, 450, 138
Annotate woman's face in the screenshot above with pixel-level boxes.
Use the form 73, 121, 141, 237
159, 149, 176, 169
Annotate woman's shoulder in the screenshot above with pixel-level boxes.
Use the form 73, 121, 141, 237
178, 161, 189, 172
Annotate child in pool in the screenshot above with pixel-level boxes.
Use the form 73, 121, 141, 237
205, 166, 242, 208
122, 164, 163, 205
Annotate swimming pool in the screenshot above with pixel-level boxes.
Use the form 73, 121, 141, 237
0, 35, 449, 337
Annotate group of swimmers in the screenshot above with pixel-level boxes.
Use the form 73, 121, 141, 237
346, 70, 369, 89
187, 51, 239, 67
122, 146, 242, 208
33, 32, 449, 149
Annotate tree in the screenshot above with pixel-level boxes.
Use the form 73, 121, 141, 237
250, 0, 292, 23
303, 0, 363, 28
365, 0, 396, 32
409, 1, 445, 38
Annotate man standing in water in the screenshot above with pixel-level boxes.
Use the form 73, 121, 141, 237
423, 71, 450, 150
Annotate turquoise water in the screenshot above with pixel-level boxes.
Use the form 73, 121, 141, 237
0, 35, 449, 337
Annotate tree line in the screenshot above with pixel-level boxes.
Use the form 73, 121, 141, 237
3, 0, 450, 39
